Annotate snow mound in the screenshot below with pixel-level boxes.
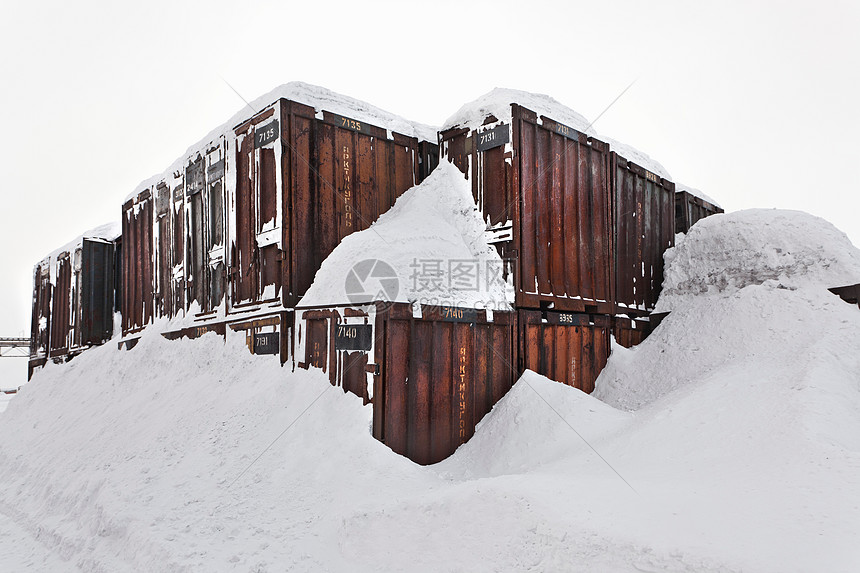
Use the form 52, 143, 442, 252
299, 161, 511, 310
676, 181, 720, 207
656, 209, 860, 312
442, 87, 594, 135
439, 371, 632, 478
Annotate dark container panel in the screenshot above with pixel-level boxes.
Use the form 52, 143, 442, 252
612, 154, 675, 315
78, 238, 116, 347
675, 190, 723, 234
518, 309, 611, 394
29, 262, 52, 361
49, 253, 72, 358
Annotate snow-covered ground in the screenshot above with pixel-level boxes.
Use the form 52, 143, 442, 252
1, 209, 860, 572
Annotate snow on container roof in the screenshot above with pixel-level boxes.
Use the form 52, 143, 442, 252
603, 136, 672, 181
676, 182, 721, 208
442, 88, 595, 135
655, 209, 860, 312
298, 162, 511, 311
442, 88, 673, 181
42, 221, 121, 262
126, 81, 438, 203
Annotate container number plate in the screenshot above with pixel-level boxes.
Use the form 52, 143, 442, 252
333, 113, 365, 133
476, 124, 509, 152
547, 312, 587, 326
553, 121, 580, 142
440, 306, 478, 323
335, 324, 373, 351
255, 120, 279, 148
253, 332, 280, 354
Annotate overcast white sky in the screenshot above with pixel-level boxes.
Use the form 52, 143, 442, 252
2, 0, 858, 386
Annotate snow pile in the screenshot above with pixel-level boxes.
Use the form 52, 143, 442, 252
442, 87, 594, 135
657, 209, 860, 312
299, 161, 511, 310
676, 181, 720, 207
3, 207, 860, 571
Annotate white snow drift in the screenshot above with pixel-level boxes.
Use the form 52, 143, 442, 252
2, 210, 860, 572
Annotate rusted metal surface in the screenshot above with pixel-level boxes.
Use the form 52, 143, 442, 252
829, 283, 860, 309
296, 302, 517, 464
122, 191, 154, 334
440, 105, 614, 314
48, 253, 72, 358
612, 153, 675, 315
612, 315, 654, 348
675, 190, 723, 234
29, 261, 52, 361
518, 309, 611, 394
298, 307, 372, 403
417, 140, 439, 181
375, 303, 517, 465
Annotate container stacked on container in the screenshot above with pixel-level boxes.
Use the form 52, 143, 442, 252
117, 83, 439, 365
439, 90, 616, 394
28, 223, 121, 379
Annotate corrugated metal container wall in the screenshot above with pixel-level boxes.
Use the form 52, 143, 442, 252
440, 105, 614, 314
675, 191, 723, 234
78, 238, 116, 347
612, 154, 675, 315
229, 99, 427, 312
29, 261, 51, 360
373, 303, 517, 465
518, 309, 610, 394
297, 307, 373, 403
204, 139, 228, 313
49, 253, 72, 357
612, 315, 653, 348
121, 190, 154, 334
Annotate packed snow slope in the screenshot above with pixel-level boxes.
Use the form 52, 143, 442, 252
2, 208, 860, 572
299, 161, 511, 310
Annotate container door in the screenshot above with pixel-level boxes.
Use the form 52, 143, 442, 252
171, 183, 185, 314
205, 138, 227, 311
233, 104, 283, 305
155, 183, 172, 317
185, 155, 207, 310
49, 254, 72, 357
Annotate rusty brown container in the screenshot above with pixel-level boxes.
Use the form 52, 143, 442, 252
612, 315, 654, 348
440, 104, 614, 314
29, 260, 52, 375
296, 302, 517, 465
612, 153, 675, 316
122, 190, 154, 334
518, 309, 611, 394
675, 190, 723, 234
48, 252, 72, 358
228, 99, 428, 313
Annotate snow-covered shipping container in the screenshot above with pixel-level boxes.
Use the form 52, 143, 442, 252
29, 231, 120, 378
675, 189, 723, 234
612, 153, 675, 316
295, 302, 517, 465
440, 99, 615, 315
